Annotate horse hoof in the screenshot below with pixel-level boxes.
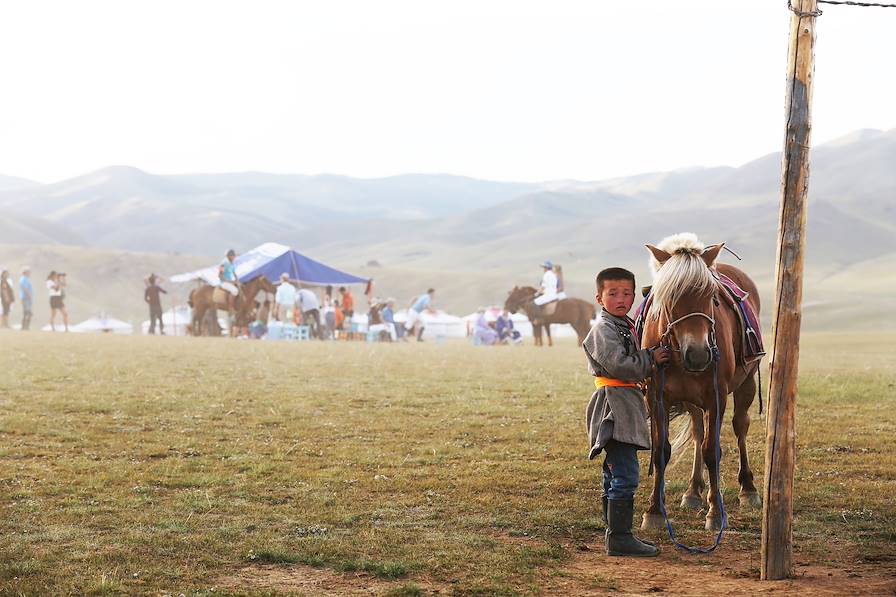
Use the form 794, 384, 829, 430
739, 492, 762, 509
641, 513, 665, 531
680, 494, 704, 511
705, 516, 723, 531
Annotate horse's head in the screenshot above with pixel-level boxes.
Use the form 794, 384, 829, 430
256, 276, 278, 295
646, 237, 725, 373
504, 286, 536, 314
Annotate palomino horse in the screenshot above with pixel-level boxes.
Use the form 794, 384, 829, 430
640, 234, 762, 533
504, 286, 595, 346
188, 276, 276, 336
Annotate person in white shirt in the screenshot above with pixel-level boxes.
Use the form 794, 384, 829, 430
534, 260, 567, 306
46, 271, 69, 332
274, 273, 296, 321
296, 288, 321, 338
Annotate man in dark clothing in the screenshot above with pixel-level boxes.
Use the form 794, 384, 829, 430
144, 274, 167, 335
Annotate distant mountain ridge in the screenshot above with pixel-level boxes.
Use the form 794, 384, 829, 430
1, 128, 893, 330
2, 128, 893, 255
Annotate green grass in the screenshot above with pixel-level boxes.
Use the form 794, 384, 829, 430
0, 331, 894, 595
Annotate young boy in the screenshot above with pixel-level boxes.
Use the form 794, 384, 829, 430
583, 267, 671, 557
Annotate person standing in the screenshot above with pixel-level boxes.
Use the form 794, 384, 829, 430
405, 288, 435, 342
47, 271, 69, 332
584, 267, 670, 557
144, 274, 168, 335
382, 298, 404, 341
296, 287, 321, 338
274, 273, 296, 322
1, 269, 14, 329
18, 267, 33, 331
339, 287, 354, 319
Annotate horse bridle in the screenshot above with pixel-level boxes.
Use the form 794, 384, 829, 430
657, 291, 720, 357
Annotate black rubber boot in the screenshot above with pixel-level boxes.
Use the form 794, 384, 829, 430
606, 499, 659, 557
602, 496, 608, 526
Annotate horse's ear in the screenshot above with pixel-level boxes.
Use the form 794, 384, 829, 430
701, 243, 725, 268
646, 244, 671, 266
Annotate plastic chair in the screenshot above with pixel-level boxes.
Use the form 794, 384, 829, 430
296, 325, 310, 341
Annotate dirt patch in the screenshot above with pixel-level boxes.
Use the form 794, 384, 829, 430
548, 544, 896, 597
215, 564, 446, 596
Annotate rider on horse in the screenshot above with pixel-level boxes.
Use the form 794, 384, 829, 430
218, 249, 240, 333
533, 260, 566, 322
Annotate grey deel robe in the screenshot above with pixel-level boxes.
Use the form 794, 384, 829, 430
583, 309, 655, 459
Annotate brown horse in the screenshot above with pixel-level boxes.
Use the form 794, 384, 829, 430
640, 234, 762, 533
504, 286, 595, 346
188, 276, 276, 337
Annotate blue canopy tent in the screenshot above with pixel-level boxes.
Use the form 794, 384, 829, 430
170, 243, 370, 288
240, 247, 369, 286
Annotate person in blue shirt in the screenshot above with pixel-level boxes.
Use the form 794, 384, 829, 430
18, 266, 33, 331
405, 288, 435, 342
218, 249, 240, 335
382, 298, 405, 341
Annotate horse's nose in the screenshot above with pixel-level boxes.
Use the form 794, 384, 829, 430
683, 345, 712, 372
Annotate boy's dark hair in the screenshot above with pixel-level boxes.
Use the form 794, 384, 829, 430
338, 286, 346, 292
427, 288, 435, 294
596, 267, 636, 293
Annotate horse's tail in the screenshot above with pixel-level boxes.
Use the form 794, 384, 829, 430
669, 410, 693, 467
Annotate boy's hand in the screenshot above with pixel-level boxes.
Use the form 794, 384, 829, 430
652, 346, 672, 365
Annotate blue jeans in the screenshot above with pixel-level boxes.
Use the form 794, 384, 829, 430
602, 440, 640, 501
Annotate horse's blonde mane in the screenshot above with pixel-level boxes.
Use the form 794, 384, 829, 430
649, 232, 705, 276
649, 233, 716, 319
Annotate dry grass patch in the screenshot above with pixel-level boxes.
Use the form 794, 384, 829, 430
0, 331, 894, 595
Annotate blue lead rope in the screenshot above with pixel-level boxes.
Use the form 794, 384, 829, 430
653, 347, 727, 554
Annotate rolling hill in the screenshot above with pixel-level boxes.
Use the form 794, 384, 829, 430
0, 128, 893, 331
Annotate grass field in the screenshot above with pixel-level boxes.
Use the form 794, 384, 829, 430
1, 332, 894, 596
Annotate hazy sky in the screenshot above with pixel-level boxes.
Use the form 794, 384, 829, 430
1, 1, 892, 183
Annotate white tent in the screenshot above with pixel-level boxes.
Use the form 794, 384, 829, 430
460, 305, 585, 339
141, 305, 192, 336
394, 309, 466, 338
348, 309, 467, 338
44, 315, 134, 334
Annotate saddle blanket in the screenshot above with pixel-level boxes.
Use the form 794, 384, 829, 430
634, 273, 765, 365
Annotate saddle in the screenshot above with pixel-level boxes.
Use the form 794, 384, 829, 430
542, 301, 559, 317
212, 287, 230, 305
634, 274, 765, 365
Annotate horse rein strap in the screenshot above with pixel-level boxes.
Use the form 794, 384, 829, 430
660, 311, 717, 353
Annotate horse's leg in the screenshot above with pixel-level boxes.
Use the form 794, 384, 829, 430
703, 397, 728, 531
733, 372, 761, 508
545, 324, 552, 347
193, 304, 205, 337
680, 403, 706, 510
533, 323, 542, 346
641, 401, 670, 530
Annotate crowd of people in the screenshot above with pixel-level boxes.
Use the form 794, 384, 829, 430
1, 266, 70, 332
241, 280, 438, 342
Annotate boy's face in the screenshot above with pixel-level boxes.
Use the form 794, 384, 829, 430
596, 279, 636, 317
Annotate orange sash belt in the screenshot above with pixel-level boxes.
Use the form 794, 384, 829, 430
594, 377, 647, 392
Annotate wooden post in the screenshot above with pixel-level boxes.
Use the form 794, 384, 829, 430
761, 0, 817, 581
